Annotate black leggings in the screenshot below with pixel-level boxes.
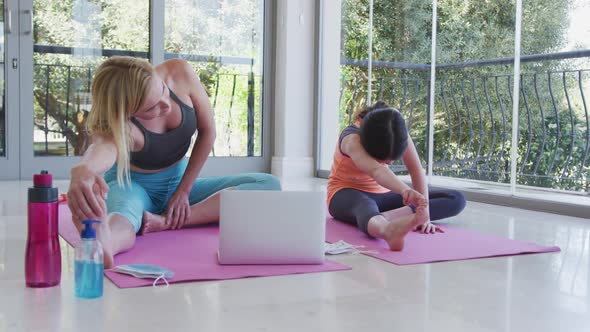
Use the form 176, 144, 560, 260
328, 188, 466, 235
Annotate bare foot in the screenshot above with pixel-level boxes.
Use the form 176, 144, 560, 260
139, 211, 171, 234
95, 221, 114, 269
383, 214, 419, 251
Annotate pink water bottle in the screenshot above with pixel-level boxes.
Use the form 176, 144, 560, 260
25, 170, 61, 288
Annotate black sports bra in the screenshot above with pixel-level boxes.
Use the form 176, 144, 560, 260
130, 89, 197, 170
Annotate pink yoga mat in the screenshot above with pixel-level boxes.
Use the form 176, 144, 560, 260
58, 204, 350, 288
326, 217, 560, 265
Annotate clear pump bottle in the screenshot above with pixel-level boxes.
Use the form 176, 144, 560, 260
74, 220, 104, 299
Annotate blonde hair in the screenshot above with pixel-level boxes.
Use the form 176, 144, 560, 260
87, 56, 154, 186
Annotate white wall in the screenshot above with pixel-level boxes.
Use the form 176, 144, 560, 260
271, 0, 317, 178
318, 0, 342, 171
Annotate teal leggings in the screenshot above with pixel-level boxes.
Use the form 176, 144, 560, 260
104, 159, 281, 232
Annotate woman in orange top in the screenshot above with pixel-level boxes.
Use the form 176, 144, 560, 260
328, 101, 465, 251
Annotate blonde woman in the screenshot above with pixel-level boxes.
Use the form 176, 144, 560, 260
67, 56, 280, 268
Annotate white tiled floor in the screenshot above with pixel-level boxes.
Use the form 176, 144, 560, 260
1, 179, 589, 332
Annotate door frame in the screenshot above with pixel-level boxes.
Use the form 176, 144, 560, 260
18, 0, 82, 179
0, 0, 20, 180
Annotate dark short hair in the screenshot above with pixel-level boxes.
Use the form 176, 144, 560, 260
359, 101, 408, 161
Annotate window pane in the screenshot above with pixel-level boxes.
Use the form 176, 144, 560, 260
434, 1, 515, 190
33, 0, 149, 156
0, 0, 5, 157
518, 0, 590, 192
339, 0, 370, 130
320, 0, 432, 173
317, 0, 370, 171
371, 0, 432, 175
165, 0, 265, 157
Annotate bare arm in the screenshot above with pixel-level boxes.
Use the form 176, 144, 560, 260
402, 136, 438, 231
341, 134, 411, 194
402, 136, 429, 201
73, 134, 117, 175
342, 132, 435, 232
175, 61, 216, 195
68, 134, 116, 224
164, 60, 216, 229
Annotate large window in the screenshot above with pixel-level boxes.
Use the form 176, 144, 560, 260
433, 1, 516, 191
318, 0, 590, 195
32, 0, 150, 157
0, 0, 269, 180
165, 0, 265, 157
319, 0, 432, 174
0, 0, 5, 158
518, 0, 590, 192
370, 0, 433, 174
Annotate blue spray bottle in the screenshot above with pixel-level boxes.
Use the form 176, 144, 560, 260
75, 220, 104, 299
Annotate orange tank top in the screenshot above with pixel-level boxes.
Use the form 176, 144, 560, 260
327, 125, 388, 205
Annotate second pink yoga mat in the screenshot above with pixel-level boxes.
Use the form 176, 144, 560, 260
59, 204, 351, 288
325, 217, 560, 265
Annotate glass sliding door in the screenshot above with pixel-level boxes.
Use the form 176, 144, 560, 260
0, 0, 19, 180
518, 0, 590, 194
164, 0, 271, 175
317, 0, 371, 175
2, 0, 272, 180
432, 1, 516, 192
18, 0, 150, 179
370, 0, 432, 175
317, 0, 433, 177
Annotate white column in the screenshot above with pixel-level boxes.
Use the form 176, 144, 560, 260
271, 0, 317, 178
150, 0, 165, 65
510, 0, 523, 196
427, 0, 438, 179
318, 0, 342, 172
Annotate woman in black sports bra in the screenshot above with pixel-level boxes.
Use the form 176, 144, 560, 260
67, 56, 281, 268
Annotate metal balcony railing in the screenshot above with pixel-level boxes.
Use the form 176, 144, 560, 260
340, 49, 590, 191
32, 45, 259, 157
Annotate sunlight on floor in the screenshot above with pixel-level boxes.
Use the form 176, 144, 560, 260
0, 179, 588, 332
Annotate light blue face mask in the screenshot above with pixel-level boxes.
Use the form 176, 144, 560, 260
111, 264, 174, 287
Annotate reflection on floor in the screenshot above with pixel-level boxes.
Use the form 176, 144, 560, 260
0, 179, 588, 332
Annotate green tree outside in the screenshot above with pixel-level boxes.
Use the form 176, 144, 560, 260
339, 0, 589, 192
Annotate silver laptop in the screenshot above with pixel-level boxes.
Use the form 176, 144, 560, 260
218, 190, 326, 265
